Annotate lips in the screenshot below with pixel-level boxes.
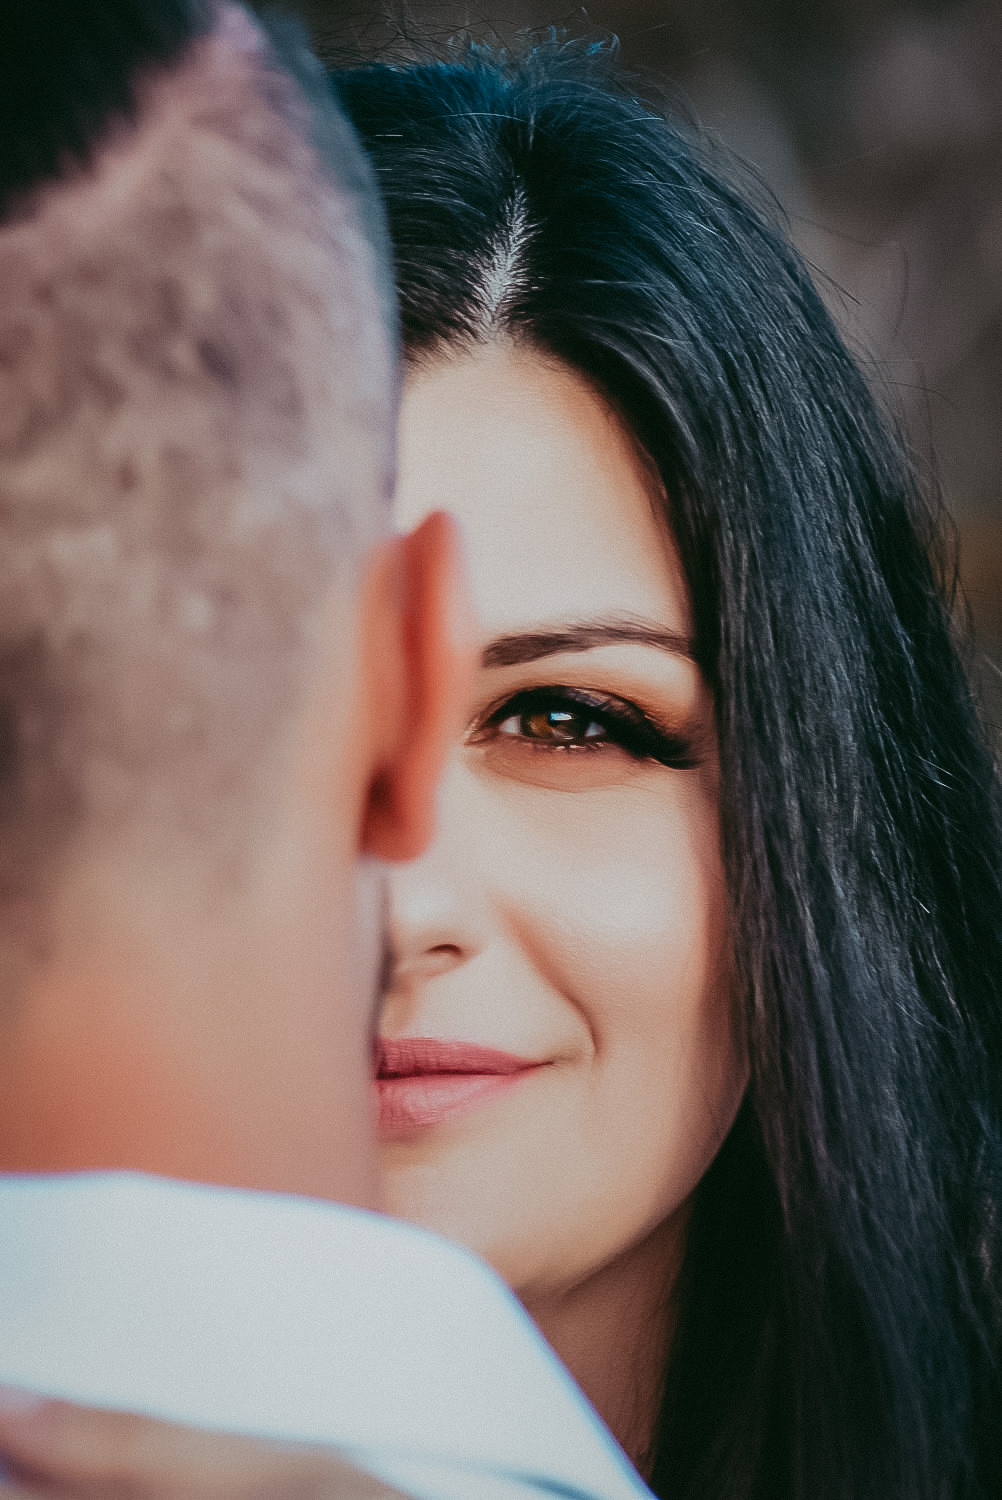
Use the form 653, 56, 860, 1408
375, 1038, 540, 1135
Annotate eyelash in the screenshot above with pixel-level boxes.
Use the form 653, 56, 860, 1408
468, 686, 699, 769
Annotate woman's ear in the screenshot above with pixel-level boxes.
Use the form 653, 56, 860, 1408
358, 510, 475, 862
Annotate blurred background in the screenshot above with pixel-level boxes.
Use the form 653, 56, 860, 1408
288, 0, 1002, 727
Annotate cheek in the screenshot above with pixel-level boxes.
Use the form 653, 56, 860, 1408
482, 772, 743, 1279
495, 772, 728, 1052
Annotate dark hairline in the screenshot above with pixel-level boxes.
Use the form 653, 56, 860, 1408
336, 41, 1002, 1500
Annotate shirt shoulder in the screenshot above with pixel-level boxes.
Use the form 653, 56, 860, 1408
0, 1173, 651, 1500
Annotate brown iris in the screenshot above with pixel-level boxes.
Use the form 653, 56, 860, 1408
516, 707, 603, 743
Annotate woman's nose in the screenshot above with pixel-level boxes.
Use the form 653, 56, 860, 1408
386, 780, 487, 987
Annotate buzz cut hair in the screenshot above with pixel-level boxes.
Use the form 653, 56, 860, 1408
0, 1, 397, 988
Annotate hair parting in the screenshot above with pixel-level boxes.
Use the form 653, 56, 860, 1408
335, 39, 1002, 1500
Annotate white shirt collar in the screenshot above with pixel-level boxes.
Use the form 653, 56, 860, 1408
0, 1172, 650, 1500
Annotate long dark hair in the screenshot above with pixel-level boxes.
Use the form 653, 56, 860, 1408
334, 42, 1002, 1500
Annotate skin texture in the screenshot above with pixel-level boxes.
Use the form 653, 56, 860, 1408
0, 10, 473, 1494
0, 3, 394, 886
384, 343, 748, 1469
0, 4, 474, 1207
0, 1395, 409, 1499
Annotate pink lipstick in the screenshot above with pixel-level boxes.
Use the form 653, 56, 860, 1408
376, 1038, 540, 1135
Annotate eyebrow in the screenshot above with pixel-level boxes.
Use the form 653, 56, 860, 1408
481, 617, 697, 669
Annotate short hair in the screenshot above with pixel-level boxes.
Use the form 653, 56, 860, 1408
336, 43, 1002, 1500
0, 2, 395, 989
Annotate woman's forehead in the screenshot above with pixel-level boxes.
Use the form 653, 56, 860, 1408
394, 343, 691, 642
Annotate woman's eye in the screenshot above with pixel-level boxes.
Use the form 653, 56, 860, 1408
472, 688, 697, 771
496, 706, 608, 745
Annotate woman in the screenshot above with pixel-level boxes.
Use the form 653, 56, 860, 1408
334, 44, 1002, 1500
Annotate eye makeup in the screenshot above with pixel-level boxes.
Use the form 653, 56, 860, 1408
468, 685, 701, 770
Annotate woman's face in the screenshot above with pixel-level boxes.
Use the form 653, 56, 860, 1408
382, 343, 745, 1306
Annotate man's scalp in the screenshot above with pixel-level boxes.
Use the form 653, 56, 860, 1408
0, 4, 395, 979
0, 0, 213, 220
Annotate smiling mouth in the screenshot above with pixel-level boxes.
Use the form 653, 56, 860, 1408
375, 1038, 541, 1135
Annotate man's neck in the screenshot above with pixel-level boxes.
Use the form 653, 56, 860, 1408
0, 850, 378, 1207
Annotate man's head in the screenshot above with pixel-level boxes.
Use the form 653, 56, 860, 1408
0, 1, 469, 1204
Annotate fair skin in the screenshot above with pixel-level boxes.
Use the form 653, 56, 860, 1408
0, 514, 471, 1207
0, 6, 473, 1209
0, 12, 474, 1493
383, 342, 747, 1468
0, 303, 736, 1500
0, 515, 469, 1491
0, 1395, 409, 1500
